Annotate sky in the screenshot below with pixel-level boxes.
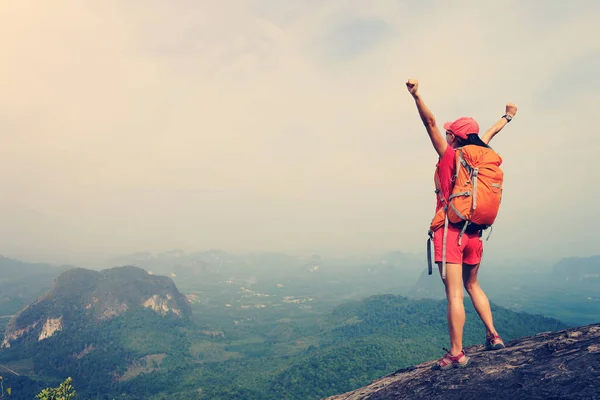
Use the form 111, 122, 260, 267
0, 0, 599, 266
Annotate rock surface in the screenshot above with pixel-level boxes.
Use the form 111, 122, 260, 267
325, 323, 600, 400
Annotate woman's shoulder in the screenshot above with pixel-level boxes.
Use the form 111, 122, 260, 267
436, 146, 456, 168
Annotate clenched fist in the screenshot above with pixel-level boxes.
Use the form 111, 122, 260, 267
505, 102, 517, 117
406, 78, 419, 96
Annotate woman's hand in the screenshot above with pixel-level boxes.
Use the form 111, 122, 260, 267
505, 102, 517, 117
406, 78, 419, 97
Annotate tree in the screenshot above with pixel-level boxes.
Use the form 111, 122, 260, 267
0, 375, 11, 399
36, 377, 76, 400
0, 376, 12, 399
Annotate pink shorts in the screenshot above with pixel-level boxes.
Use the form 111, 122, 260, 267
433, 225, 483, 265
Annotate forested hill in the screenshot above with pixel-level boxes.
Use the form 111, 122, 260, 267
259, 295, 567, 400
0, 266, 193, 398
3, 265, 192, 350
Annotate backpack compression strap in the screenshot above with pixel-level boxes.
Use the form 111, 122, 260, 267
427, 231, 433, 275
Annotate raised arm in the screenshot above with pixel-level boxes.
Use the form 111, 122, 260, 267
480, 103, 518, 144
406, 79, 447, 157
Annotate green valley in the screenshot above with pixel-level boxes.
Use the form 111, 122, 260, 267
1, 251, 597, 399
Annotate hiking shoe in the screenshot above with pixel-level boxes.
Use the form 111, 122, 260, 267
434, 348, 471, 370
485, 334, 505, 351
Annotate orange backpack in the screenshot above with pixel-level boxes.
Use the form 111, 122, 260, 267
427, 145, 504, 278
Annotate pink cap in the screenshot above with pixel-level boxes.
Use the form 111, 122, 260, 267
443, 117, 479, 140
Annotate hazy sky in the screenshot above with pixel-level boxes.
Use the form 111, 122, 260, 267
1, 1, 599, 266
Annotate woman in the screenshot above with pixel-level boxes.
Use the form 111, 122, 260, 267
405, 78, 518, 369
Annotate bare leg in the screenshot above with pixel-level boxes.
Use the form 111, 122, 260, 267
437, 262, 467, 358
463, 263, 501, 343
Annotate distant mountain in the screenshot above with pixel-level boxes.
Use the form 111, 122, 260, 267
105, 249, 312, 278
0, 265, 193, 398
0, 255, 72, 321
0, 255, 73, 282
407, 254, 600, 325
407, 269, 445, 300
553, 255, 600, 283
105, 249, 425, 283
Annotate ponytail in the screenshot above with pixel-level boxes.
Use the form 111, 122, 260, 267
457, 133, 489, 148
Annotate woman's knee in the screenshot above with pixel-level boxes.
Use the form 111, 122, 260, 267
464, 280, 479, 294
446, 289, 464, 302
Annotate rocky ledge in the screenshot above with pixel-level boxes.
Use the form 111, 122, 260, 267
325, 323, 600, 400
